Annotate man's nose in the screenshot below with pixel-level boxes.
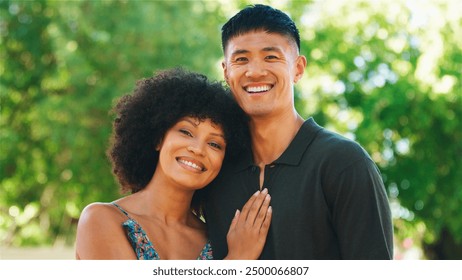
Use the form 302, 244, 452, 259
245, 60, 268, 78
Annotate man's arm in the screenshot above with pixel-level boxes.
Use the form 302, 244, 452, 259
327, 157, 394, 259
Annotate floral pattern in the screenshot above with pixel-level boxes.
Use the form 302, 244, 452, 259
112, 202, 213, 260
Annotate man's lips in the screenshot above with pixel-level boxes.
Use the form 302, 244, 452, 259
176, 157, 207, 172
244, 84, 273, 93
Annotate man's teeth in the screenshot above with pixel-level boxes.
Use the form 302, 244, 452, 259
246, 85, 271, 93
179, 159, 204, 171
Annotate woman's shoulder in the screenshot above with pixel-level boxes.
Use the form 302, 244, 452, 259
76, 201, 136, 259
80, 202, 116, 217
78, 202, 126, 229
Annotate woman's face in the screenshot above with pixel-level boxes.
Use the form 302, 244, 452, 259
156, 117, 226, 190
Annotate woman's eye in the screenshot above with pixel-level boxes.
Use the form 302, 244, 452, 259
209, 142, 223, 150
179, 129, 193, 137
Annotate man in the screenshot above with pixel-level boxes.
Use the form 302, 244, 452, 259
204, 4, 393, 259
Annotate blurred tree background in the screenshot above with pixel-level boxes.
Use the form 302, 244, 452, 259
1, 0, 461, 259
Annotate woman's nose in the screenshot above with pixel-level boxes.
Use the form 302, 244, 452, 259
187, 142, 205, 156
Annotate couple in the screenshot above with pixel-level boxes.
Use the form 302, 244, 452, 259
75, 4, 393, 260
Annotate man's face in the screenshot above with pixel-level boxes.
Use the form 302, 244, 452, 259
222, 30, 306, 119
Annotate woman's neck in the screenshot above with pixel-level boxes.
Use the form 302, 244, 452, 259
129, 174, 196, 226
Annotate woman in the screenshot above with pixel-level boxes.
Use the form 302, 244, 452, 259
75, 68, 272, 260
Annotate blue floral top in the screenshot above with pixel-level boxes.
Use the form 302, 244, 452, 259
111, 202, 213, 260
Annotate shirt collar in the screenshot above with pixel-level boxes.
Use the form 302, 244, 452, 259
274, 117, 322, 166
230, 117, 323, 172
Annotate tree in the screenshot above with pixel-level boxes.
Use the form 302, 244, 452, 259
290, 0, 462, 259
1, 0, 461, 259
0, 0, 226, 246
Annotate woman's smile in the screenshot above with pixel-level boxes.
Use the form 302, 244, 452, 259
176, 157, 207, 172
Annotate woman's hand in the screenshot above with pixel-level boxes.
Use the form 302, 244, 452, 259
224, 188, 272, 260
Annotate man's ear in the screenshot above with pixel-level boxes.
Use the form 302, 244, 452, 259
294, 55, 307, 83
222, 60, 229, 84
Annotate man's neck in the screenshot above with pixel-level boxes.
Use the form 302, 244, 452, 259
249, 110, 304, 166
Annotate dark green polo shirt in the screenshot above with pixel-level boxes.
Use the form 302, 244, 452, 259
204, 118, 393, 259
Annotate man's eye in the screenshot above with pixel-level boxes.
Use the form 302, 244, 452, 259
179, 129, 193, 137
209, 142, 223, 150
235, 57, 248, 62
266, 55, 278, 59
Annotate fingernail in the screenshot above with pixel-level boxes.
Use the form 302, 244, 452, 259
253, 190, 260, 196
235, 209, 240, 216
268, 206, 272, 212
262, 188, 268, 194
265, 194, 271, 200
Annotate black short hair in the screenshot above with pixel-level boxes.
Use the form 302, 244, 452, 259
221, 4, 300, 52
108, 67, 249, 196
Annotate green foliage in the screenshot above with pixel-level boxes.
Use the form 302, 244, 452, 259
292, 0, 461, 258
1, 0, 461, 259
1, 0, 226, 246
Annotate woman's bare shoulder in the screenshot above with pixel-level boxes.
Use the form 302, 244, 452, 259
78, 202, 123, 224
77, 202, 128, 240
76, 202, 135, 259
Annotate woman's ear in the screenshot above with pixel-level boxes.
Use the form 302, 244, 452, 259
155, 138, 163, 152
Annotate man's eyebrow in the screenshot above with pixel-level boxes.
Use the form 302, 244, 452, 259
231, 47, 283, 56
230, 49, 249, 56
262, 46, 283, 53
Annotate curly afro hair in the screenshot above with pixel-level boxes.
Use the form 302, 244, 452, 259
108, 67, 250, 196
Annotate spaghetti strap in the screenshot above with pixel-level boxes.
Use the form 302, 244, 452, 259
111, 202, 132, 219
110, 202, 213, 260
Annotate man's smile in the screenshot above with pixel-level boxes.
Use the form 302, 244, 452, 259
245, 84, 273, 93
